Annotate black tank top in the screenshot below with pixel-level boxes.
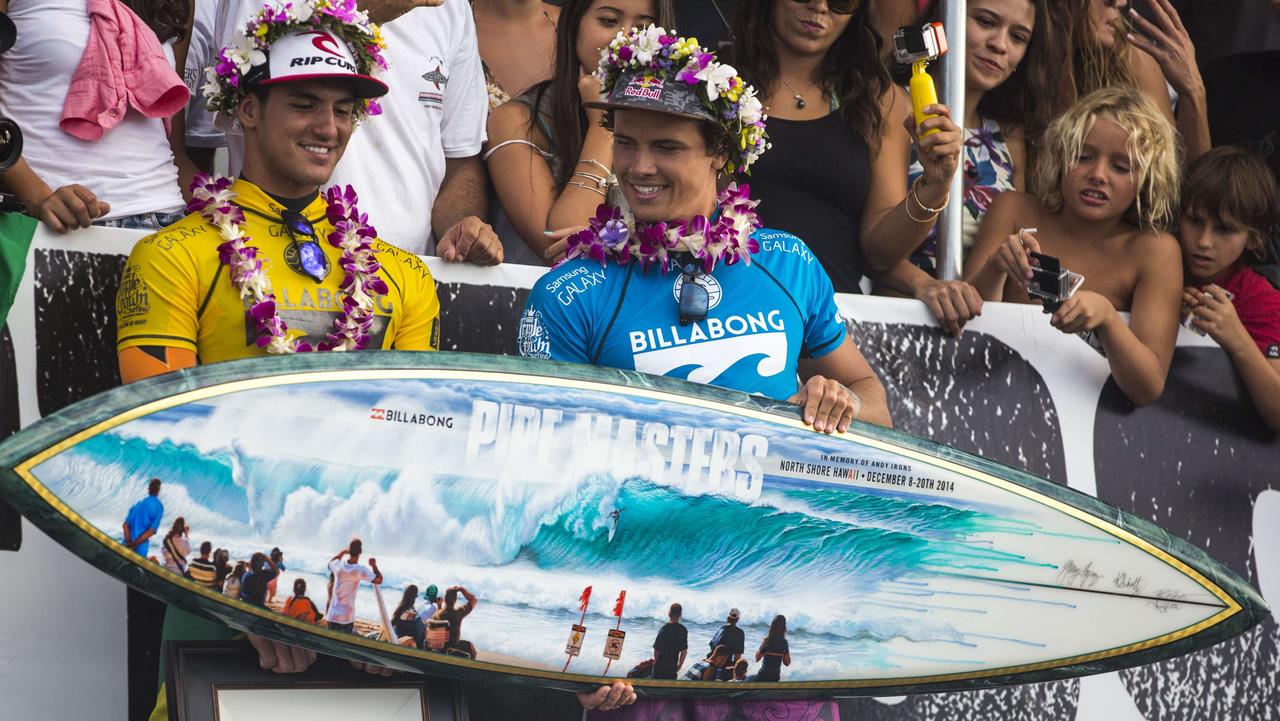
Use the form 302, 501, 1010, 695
747, 111, 871, 294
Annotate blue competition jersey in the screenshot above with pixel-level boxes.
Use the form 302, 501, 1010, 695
519, 228, 847, 400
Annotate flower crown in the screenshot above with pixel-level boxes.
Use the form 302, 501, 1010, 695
202, 0, 388, 118
597, 26, 768, 174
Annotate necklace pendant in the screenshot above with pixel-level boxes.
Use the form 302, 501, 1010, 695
795, 94, 806, 109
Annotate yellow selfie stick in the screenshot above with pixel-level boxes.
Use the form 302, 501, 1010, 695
910, 59, 939, 137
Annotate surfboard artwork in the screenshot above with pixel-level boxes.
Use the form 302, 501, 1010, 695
0, 353, 1268, 697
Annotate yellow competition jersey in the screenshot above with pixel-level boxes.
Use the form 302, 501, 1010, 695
117, 180, 440, 363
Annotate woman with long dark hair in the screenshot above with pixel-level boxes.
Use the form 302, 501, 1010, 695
753, 614, 791, 681
730, 0, 963, 295
484, 0, 675, 261
160, 517, 189, 575
392, 584, 426, 648
874, 0, 1067, 334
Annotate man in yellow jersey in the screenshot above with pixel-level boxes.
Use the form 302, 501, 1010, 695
117, 2, 439, 383
115, 5, 441, 718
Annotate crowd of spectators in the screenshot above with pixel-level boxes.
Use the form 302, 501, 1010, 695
1, 2, 1277, 408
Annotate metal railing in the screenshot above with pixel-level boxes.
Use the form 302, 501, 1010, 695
937, 0, 966, 281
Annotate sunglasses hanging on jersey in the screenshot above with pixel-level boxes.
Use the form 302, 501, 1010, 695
678, 261, 709, 326
280, 210, 330, 283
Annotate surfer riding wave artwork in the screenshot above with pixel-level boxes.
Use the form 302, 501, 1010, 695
5, 357, 1266, 694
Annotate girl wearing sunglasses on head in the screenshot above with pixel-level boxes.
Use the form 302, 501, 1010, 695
729, 0, 964, 296
1064, 0, 1210, 163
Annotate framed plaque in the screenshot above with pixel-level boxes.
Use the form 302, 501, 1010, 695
165, 641, 467, 721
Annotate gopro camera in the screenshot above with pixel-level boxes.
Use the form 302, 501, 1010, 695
893, 22, 948, 66
1027, 252, 1084, 311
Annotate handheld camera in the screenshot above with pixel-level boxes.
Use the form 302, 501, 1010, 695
0, 11, 23, 178
1027, 252, 1085, 312
893, 22, 947, 138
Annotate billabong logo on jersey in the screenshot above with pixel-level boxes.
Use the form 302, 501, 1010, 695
519, 309, 551, 359
629, 310, 788, 384
672, 273, 722, 311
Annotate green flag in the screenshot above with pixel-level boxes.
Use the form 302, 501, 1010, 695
0, 212, 36, 324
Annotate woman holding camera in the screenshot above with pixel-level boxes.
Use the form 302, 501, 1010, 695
873, 0, 1067, 336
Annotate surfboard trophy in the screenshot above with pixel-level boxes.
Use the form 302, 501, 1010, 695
0, 352, 1269, 698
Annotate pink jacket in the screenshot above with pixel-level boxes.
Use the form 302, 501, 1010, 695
60, 0, 189, 141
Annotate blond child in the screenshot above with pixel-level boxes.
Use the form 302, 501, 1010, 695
1178, 146, 1280, 431
965, 86, 1183, 406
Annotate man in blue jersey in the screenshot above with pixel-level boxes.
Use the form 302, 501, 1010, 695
520, 27, 890, 433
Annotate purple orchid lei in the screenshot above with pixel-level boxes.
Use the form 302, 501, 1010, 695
187, 173, 387, 354
564, 182, 762, 273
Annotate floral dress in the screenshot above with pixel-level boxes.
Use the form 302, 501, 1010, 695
907, 117, 1016, 267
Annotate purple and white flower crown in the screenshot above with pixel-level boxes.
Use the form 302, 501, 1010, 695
202, 0, 388, 118
597, 26, 769, 174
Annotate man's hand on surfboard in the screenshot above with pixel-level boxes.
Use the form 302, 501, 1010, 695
248, 634, 316, 674
788, 375, 862, 434
249, 634, 394, 676
576, 681, 637, 712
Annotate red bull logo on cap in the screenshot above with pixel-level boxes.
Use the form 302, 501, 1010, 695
623, 73, 664, 101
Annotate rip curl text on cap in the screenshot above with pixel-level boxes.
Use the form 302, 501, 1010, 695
244, 28, 387, 99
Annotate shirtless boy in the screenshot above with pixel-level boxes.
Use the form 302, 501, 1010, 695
965, 86, 1184, 406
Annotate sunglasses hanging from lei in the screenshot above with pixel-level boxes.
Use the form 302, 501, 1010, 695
563, 182, 762, 273
187, 173, 388, 353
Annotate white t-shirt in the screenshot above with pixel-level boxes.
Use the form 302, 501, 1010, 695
0, 0, 184, 219
183, 0, 229, 149
328, 2, 489, 254
326, 558, 375, 625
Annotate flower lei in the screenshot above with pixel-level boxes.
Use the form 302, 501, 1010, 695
203, 0, 388, 118
597, 26, 769, 174
564, 182, 762, 273
187, 174, 388, 353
